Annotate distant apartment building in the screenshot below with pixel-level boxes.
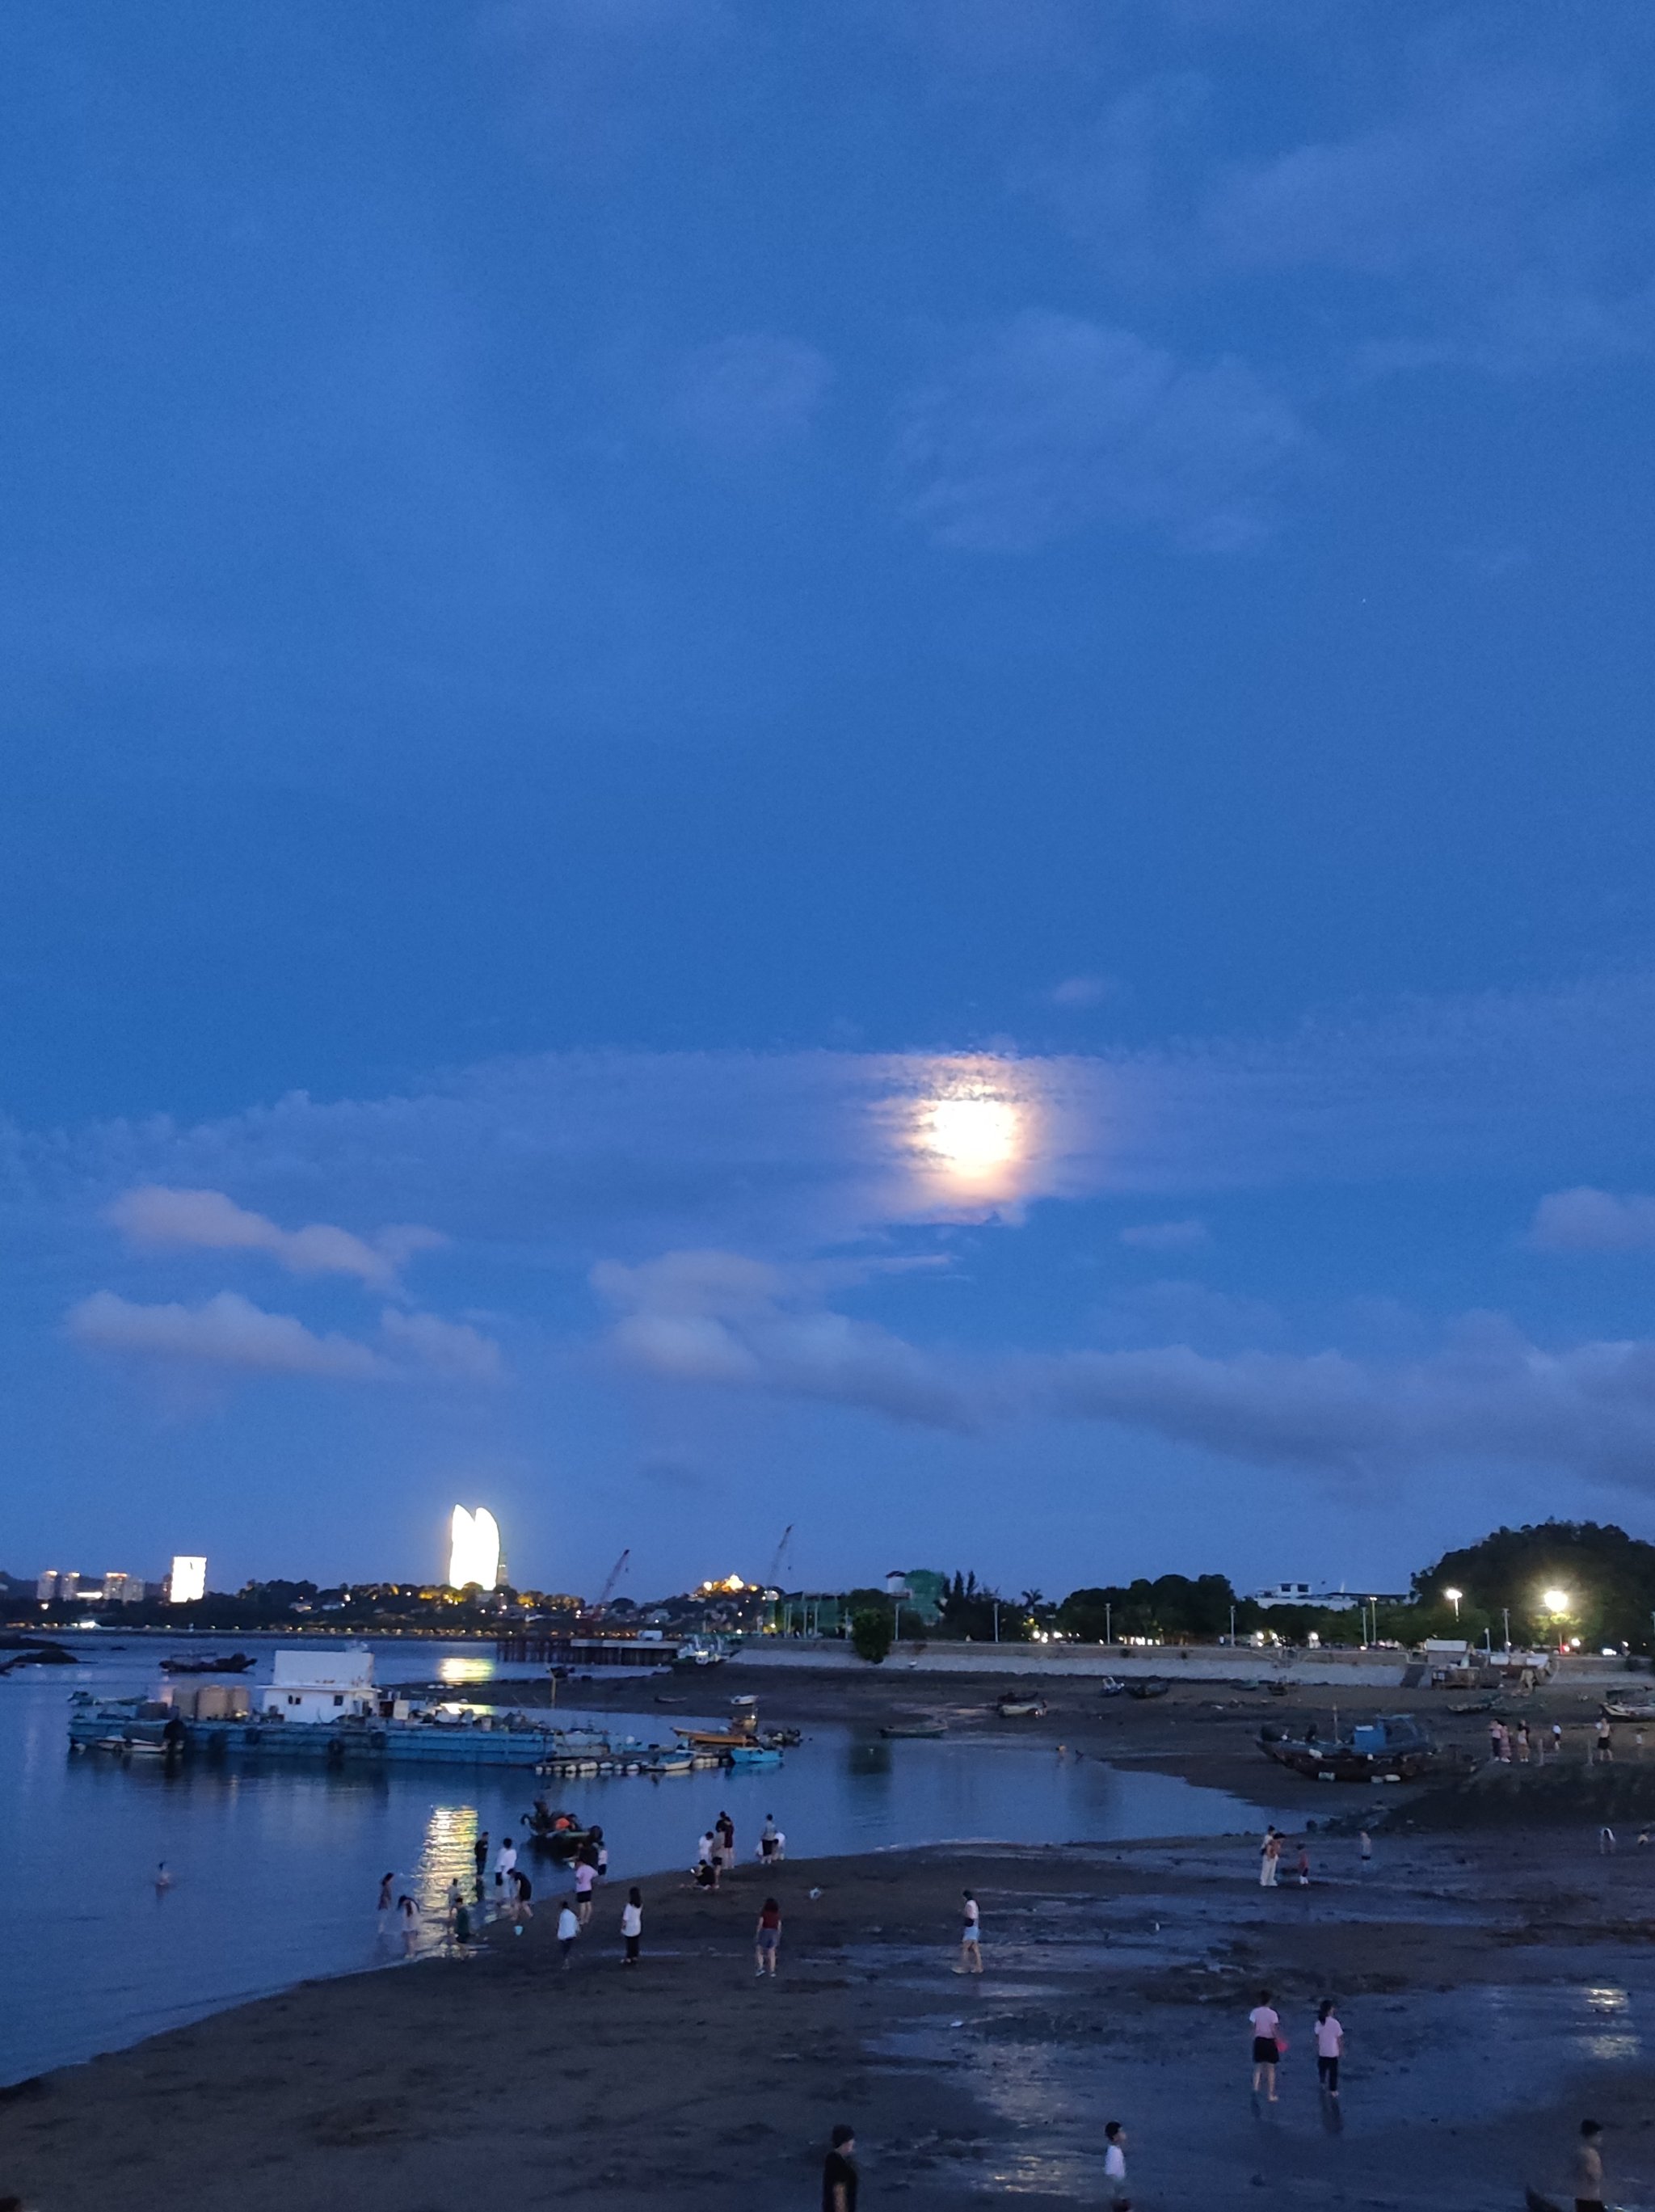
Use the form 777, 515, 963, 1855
1253, 1581, 1407, 1612
37, 1569, 147, 1605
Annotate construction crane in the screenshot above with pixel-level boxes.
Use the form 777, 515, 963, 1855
764, 1523, 794, 1594
584, 1547, 630, 1621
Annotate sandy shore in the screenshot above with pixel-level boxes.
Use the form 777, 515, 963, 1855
10, 1664, 1655, 2210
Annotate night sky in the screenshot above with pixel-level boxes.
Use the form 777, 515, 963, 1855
6, 2, 1655, 1599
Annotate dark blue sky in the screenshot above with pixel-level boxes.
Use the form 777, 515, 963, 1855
6, 1, 1655, 1599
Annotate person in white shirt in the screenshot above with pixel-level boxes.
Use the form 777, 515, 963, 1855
557, 1900, 579, 1970
494, 1837, 517, 1902
955, 1890, 983, 1974
1315, 2000, 1344, 2097
620, 1887, 643, 1967
1102, 2120, 1129, 2210
574, 1855, 596, 1925
1249, 1989, 1281, 2101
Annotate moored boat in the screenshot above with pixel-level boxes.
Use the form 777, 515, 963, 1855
1260, 1712, 1438, 1783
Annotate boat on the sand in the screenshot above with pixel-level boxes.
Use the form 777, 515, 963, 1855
1122, 1679, 1169, 1700
1259, 1712, 1438, 1783
995, 1696, 1047, 1718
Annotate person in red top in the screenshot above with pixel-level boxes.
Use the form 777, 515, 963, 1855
755, 1897, 781, 1978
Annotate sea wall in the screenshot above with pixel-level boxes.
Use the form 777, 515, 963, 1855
732, 1639, 1417, 1688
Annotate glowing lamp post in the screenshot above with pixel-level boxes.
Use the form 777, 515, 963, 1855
1540, 1586, 1572, 1651
1443, 1586, 1462, 1623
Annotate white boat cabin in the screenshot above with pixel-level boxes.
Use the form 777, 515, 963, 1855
263, 1646, 377, 1723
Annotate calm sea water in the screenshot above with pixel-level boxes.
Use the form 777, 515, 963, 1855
1, 1633, 1270, 2083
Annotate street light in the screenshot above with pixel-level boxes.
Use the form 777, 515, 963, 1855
1444, 1586, 1463, 1622
1542, 1586, 1570, 1615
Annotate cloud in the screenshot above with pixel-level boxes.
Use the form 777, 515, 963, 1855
1044, 1312, 1655, 1487
671, 334, 833, 453
379, 1308, 507, 1382
65, 1291, 504, 1387
66, 1291, 392, 1382
592, 1249, 975, 1428
895, 312, 1306, 553
1530, 1187, 1655, 1254
106, 1185, 440, 1289
1118, 1217, 1209, 1251
1046, 973, 1116, 1008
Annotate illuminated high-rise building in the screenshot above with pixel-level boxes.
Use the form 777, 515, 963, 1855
167, 1555, 208, 1605
447, 1506, 501, 1591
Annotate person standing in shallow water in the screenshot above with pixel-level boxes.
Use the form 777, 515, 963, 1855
1574, 2117, 1606, 2211
1315, 2000, 1343, 2098
823, 2125, 857, 2212
474, 1831, 489, 1898
956, 1890, 982, 1973
1102, 2120, 1129, 2210
1249, 1989, 1281, 2102
1259, 1831, 1281, 1887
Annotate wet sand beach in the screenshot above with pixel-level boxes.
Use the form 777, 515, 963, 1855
11, 1666, 1655, 2210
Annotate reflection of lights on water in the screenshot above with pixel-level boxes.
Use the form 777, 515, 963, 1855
437, 1656, 495, 1686
922, 1098, 1021, 1178
1586, 1986, 1630, 2012
410, 1804, 482, 1943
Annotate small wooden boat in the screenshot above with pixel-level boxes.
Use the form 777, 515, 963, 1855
1601, 1695, 1655, 1722
1259, 1713, 1438, 1784
880, 1719, 945, 1738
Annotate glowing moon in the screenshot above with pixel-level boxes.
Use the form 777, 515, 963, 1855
923, 1096, 1020, 1177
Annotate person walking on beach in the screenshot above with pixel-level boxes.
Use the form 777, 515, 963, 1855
1260, 1830, 1281, 1887
494, 1835, 517, 1901
1295, 1844, 1311, 1889
755, 1896, 782, 1978
574, 1855, 596, 1927
1103, 2120, 1130, 2210
1552, 1721, 1564, 1759
1574, 2117, 1606, 2211
621, 1886, 642, 1967
1599, 1824, 1616, 1856
1315, 2000, 1344, 2099
1489, 1719, 1505, 1764
1249, 1989, 1282, 2102
1518, 1721, 1531, 1763
1358, 1829, 1372, 1872
557, 1898, 580, 1970
760, 1813, 780, 1864
1596, 1719, 1613, 1763
717, 1809, 736, 1869
957, 1890, 983, 1973
823, 2124, 857, 2212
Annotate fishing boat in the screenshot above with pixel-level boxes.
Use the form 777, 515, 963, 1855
726, 1742, 783, 1767
1259, 1713, 1439, 1784
880, 1719, 945, 1738
1601, 1694, 1655, 1722
161, 1652, 255, 1675
521, 1802, 600, 1856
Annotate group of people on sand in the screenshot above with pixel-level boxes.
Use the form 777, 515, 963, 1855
693, 1810, 785, 1889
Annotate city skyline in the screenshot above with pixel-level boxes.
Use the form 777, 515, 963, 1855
5, 6, 1655, 1594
